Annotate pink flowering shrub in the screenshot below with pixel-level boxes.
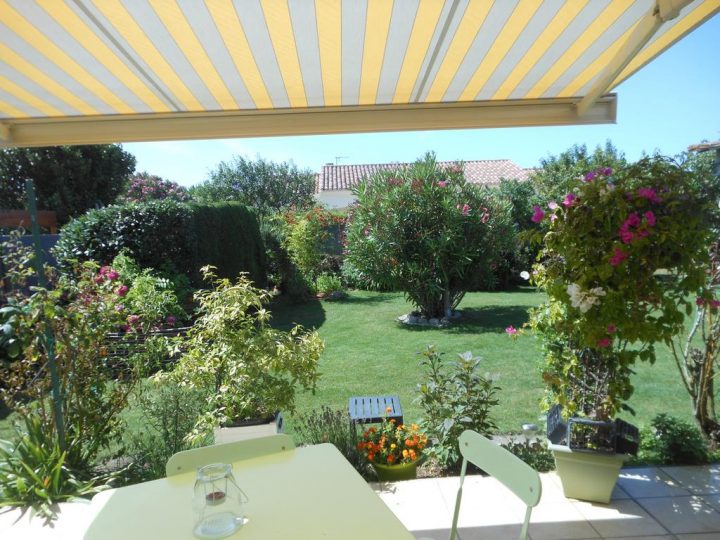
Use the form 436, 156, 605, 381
126, 172, 190, 203
527, 157, 714, 421
346, 153, 513, 319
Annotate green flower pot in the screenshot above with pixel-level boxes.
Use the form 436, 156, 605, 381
372, 460, 419, 481
549, 442, 630, 503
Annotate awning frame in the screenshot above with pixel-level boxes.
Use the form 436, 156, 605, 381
0, 95, 616, 148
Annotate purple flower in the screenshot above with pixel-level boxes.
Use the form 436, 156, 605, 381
562, 193, 576, 207
461, 204, 471, 216
697, 297, 706, 307
584, 171, 596, 182
625, 213, 641, 228
597, 337, 611, 348
548, 201, 559, 210
505, 326, 518, 335
609, 247, 628, 266
643, 210, 656, 227
166, 315, 177, 326
531, 205, 545, 223
115, 284, 128, 297
712, 300, 720, 309
437, 180, 447, 188
601, 167, 613, 176
607, 324, 617, 334
637, 187, 662, 204
105, 270, 120, 281
127, 314, 140, 326
619, 229, 634, 244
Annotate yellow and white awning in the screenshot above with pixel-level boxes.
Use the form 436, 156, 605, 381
0, 0, 717, 147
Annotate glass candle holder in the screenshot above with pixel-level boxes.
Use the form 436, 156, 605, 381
193, 463, 247, 539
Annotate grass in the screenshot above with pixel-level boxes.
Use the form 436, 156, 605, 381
0, 287, 698, 443
271, 288, 695, 435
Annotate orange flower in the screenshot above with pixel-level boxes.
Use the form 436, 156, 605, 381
386, 406, 393, 414
387, 455, 395, 464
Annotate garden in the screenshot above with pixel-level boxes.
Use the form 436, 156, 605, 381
1, 143, 719, 515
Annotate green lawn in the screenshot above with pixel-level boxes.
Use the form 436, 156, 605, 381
0, 287, 696, 442
270, 288, 695, 434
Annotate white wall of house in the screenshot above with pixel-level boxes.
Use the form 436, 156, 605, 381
315, 190, 355, 209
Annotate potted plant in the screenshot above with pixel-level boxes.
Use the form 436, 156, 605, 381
161, 267, 324, 445
358, 408, 428, 481
520, 158, 714, 503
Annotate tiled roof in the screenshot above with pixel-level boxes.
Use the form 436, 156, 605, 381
315, 159, 533, 192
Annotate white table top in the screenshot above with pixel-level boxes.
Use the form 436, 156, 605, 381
84, 443, 414, 539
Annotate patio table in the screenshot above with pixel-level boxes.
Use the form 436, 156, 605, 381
84, 443, 413, 540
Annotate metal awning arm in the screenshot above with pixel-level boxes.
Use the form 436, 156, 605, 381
576, 0, 691, 117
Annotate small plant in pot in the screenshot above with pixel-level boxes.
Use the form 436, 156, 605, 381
520, 158, 715, 502
357, 408, 428, 481
160, 267, 324, 445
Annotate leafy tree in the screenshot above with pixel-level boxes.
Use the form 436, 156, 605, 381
346, 152, 513, 319
531, 141, 626, 203
125, 172, 189, 203
0, 145, 136, 224
191, 156, 315, 215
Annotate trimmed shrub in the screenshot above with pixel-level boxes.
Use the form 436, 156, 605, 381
54, 200, 266, 287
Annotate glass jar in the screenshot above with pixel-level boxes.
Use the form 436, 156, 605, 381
193, 463, 247, 538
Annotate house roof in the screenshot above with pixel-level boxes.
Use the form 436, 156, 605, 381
0, 1, 716, 147
316, 159, 533, 193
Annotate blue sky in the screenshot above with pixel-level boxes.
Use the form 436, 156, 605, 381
125, 14, 720, 188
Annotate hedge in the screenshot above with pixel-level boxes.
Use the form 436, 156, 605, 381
54, 200, 266, 287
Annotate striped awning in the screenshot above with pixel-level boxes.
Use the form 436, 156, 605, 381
0, 0, 717, 147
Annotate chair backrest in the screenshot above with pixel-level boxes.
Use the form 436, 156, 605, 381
450, 430, 542, 540
165, 434, 295, 477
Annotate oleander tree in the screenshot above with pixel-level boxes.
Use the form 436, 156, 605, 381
345, 153, 513, 319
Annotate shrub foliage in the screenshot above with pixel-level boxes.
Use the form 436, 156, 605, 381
346, 153, 513, 318
54, 200, 266, 287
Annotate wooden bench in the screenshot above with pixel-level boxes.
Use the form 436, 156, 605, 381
348, 395, 403, 426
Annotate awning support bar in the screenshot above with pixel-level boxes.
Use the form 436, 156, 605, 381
576, 0, 691, 116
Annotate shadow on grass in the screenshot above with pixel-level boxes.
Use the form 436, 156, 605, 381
337, 292, 403, 305
395, 305, 532, 335
268, 296, 326, 331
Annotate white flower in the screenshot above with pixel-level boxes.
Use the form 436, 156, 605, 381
567, 283, 605, 313
520, 271, 530, 281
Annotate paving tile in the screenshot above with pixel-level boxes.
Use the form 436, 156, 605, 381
662, 466, 720, 495
412, 528, 451, 540
676, 534, 720, 539
607, 537, 674, 539
456, 523, 526, 539
617, 467, 691, 498
374, 478, 454, 532
526, 501, 600, 540
572, 498, 669, 538
636, 495, 720, 535
699, 493, 720, 513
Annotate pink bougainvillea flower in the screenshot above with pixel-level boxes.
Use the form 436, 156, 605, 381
584, 171, 597, 182
643, 210, 656, 227
115, 284, 129, 297
625, 212, 641, 228
562, 193, 576, 207
697, 297, 706, 306
637, 187, 662, 203
437, 180, 447, 187
105, 270, 120, 281
619, 229, 634, 244
637, 228, 650, 238
99, 266, 111, 276
609, 247, 629, 266
166, 315, 177, 326
597, 337, 611, 348
607, 324, 617, 334
505, 326, 518, 335
461, 204, 471, 216
548, 201, 559, 210
531, 205, 545, 223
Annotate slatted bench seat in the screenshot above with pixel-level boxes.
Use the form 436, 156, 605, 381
348, 395, 403, 426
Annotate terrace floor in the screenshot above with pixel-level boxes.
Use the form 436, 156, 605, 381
2, 465, 720, 539
372, 465, 720, 540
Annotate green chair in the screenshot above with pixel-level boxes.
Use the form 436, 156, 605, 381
165, 434, 295, 477
449, 430, 542, 540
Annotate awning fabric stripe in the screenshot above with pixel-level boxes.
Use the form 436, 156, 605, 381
0, 0, 717, 146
